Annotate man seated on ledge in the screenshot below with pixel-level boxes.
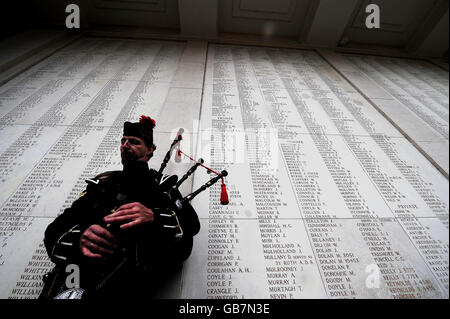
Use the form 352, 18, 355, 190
41, 115, 200, 299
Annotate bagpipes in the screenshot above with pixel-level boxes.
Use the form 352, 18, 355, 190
154, 128, 229, 239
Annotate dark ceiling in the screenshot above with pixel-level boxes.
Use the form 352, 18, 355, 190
1, 0, 448, 58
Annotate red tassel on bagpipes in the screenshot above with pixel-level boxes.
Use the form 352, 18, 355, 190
220, 179, 229, 205
175, 145, 182, 163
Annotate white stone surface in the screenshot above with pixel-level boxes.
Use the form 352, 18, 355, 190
320, 51, 449, 176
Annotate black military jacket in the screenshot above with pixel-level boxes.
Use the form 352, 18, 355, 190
42, 161, 200, 298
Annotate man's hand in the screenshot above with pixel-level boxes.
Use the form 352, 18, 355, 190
103, 202, 154, 230
80, 224, 120, 259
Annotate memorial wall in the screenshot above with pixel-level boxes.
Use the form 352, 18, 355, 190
0, 36, 448, 299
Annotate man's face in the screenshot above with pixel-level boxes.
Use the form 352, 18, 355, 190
120, 136, 154, 164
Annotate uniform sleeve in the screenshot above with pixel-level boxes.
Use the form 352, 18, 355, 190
137, 200, 200, 268
43, 189, 93, 264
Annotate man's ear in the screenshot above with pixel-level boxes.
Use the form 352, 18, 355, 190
146, 145, 155, 159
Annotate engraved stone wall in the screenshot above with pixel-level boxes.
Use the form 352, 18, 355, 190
0, 38, 448, 299
183, 45, 449, 299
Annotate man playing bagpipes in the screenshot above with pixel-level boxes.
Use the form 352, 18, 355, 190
39, 115, 228, 299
